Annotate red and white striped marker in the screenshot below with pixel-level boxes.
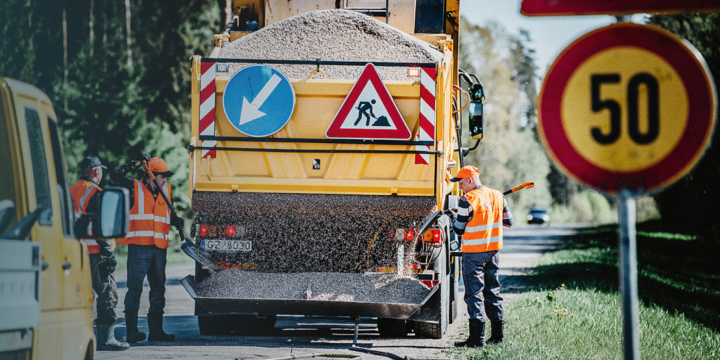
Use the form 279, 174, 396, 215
415, 67, 436, 165
199, 62, 217, 158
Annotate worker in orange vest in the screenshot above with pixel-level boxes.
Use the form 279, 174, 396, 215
111, 153, 183, 344
70, 155, 130, 351
450, 165, 513, 348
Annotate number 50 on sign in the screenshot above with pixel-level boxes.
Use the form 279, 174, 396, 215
539, 23, 717, 195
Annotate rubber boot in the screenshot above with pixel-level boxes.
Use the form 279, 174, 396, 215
96, 323, 130, 351
147, 313, 176, 342
487, 321, 504, 344
124, 311, 146, 343
454, 319, 486, 348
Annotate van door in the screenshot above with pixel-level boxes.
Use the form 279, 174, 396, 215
47, 115, 96, 360
9, 86, 62, 360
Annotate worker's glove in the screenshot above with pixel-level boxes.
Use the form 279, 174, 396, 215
172, 217, 184, 230
114, 162, 137, 175
444, 209, 458, 219
141, 153, 152, 162
107, 255, 117, 273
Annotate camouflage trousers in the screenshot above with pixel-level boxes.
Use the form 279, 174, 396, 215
89, 253, 119, 325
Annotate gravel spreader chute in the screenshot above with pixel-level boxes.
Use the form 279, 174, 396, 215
180, 274, 438, 319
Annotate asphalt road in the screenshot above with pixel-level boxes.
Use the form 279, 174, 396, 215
97, 226, 575, 360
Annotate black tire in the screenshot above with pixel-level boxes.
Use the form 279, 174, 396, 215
377, 318, 410, 337
414, 320, 442, 339
198, 315, 233, 335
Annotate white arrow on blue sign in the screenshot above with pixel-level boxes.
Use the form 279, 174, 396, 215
222, 65, 296, 137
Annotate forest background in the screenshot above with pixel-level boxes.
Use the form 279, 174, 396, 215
1, 1, 718, 242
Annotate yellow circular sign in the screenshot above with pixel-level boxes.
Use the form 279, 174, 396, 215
561, 47, 689, 172
538, 23, 717, 195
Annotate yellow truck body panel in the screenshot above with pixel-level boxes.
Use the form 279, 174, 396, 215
189, 42, 456, 207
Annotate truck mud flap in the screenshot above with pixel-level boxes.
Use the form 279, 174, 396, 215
181, 275, 438, 319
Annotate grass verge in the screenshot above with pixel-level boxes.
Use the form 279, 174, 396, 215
448, 221, 720, 359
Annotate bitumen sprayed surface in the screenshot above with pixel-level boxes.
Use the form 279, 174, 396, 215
194, 270, 430, 304
192, 192, 437, 273
219, 9, 443, 81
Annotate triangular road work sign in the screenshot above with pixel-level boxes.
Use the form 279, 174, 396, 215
326, 64, 411, 140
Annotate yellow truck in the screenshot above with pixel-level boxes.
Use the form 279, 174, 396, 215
0, 77, 130, 359
182, 0, 485, 339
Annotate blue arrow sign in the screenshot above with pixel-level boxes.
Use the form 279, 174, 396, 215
223, 65, 295, 137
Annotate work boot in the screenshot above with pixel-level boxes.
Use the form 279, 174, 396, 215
147, 313, 176, 342
454, 319, 486, 348
487, 321, 504, 344
124, 311, 146, 343
96, 323, 130, 351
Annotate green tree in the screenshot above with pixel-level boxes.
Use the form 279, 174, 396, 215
649, 13, 720, 240
2, 0, 221, 220
458, 18, 552, 216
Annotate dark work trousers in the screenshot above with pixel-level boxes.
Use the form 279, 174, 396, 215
462, 251, 503, 322
89, 253, 119, 325
123, 244, 168, 315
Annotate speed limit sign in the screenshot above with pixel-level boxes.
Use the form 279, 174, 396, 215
539, 23, 717, 195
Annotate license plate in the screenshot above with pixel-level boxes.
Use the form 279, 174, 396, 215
202, 239, 252, 252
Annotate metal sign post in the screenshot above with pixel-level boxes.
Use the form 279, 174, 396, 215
618, 190, 639, 360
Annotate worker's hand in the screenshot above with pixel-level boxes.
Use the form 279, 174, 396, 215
172, 217, 184, 230
103, 255, 117, 273
141, 153, 152, 162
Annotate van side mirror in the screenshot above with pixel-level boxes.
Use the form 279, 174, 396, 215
75, 187, 130, 239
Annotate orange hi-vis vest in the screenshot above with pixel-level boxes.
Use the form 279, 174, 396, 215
461, 187, 505, 253
70, 179, 114, 254
117, 180, 172, 249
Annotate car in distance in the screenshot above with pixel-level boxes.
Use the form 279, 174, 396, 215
527, 207, 550, 225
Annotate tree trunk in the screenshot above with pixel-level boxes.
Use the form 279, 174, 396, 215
125, 0, 133, 69
63, 5, 68, 111
89, 0, 94, 57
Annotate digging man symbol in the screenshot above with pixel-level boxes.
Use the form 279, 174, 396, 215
354, 99, 377, 126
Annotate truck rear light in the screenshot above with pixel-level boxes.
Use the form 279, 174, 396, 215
405, 228, 418, 241
226, 226, 236, 236
408, 67, 420, 77
423, 229, 442, 243
199, 225, 208, 237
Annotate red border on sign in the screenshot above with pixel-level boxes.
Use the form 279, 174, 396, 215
325, 64, 411, 140
539, 23, 717, 194
521, 0, 720, 16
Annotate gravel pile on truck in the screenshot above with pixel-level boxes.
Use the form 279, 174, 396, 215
219, 9, 443, 80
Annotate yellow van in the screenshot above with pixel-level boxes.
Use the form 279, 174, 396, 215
0, 77, 130, 360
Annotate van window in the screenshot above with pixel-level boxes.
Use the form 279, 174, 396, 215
48, 118, 73, 236
24, 108, 53, 226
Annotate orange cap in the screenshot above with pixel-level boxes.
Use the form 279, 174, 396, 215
147, 157, 174, 177
450, 165, 479, 182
